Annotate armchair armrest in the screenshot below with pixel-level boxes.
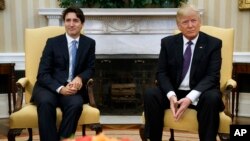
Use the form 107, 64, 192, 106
225, 79, 237, 90
223, 79, 237, 117
87, 78, 96, 107
13, 77, 29, 112
16, 77, 29, 88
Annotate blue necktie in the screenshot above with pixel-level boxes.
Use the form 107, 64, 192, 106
181, 41, 193, 81
69, 40, 77, 81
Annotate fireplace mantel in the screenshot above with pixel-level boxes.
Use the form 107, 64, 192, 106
39, 8, 180, 16
38, 8, 203, 58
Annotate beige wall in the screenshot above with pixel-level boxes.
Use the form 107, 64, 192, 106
0, 0, 249, 52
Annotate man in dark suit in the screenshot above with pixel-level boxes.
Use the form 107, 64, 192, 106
144, 3, 224, 141
31, 7, 95, 141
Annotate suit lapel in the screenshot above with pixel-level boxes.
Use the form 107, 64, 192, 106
60, 35, 69, 66
57, 34, 69, 67
190, 32, 207, 79
175, 34, 185, 83
75, 35, 88, 71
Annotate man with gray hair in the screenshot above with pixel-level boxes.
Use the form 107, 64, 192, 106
143, 3, 224, 141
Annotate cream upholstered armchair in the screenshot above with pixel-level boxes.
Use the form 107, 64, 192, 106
8, 26, 102, 141
139, 26, 237, 141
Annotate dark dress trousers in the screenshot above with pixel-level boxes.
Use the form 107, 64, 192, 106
144, 31, 225, 141
31, 34, 95, 141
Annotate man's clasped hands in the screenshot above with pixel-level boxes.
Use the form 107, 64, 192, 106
169, 95, 192, 121
60, 76, 83, 96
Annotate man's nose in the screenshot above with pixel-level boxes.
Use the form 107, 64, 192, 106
69, 21, 74, 26
187, 21, 193, 27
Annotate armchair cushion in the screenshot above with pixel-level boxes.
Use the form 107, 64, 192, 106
164, 110, 231, 133
142, 110, 231, 134
9, 104, 100, 128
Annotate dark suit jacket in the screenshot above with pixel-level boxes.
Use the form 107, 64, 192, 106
157, 31, 222, 94
32, 33, 95, 102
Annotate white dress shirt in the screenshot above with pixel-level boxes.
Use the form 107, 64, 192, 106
56, 33, 80, 93
167, 35, 201, 105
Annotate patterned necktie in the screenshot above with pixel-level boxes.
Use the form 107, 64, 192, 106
181, 41, 193, 81
69, 40, 77, 81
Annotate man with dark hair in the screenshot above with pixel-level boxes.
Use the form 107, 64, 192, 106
32, 7, 95, 141
143, 3, 224, 141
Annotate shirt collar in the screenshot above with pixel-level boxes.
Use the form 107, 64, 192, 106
66, 33, 80, 47
183, 34, 199, 46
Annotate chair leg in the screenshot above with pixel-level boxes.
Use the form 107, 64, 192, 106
139, 124, 147, 141
90, 123, 102, 135
218, 133, 230, 141
82, 125, 86, 136
82, 123, 102, 136
8, 128, 24, 141
169, 129, 175, 141
27, 128, 33, 141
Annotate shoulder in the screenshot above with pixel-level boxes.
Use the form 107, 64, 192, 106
80, 34, 95, 43
161, 33, 182, 44
199, 31, 222, 43
79, 35, 96, 50
47, 34, 66, 43
162, 33, 180, 40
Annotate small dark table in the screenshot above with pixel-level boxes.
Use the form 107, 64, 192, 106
0, 63, 16, 115
232, 63, 250, 117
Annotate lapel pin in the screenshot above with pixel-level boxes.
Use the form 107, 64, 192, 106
199, 46, 203, 49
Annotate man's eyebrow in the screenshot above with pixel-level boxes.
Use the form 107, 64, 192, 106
65, 18, 79, 20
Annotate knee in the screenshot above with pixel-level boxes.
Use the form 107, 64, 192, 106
69, 99, 84, 111
144, 87, 162, 103
201, 90, 221, 105
67, 103, 83, 115
35, 99, 57, 115
36, 96, 56, 108
144, 87, 157, 100
71, 101, 83, 109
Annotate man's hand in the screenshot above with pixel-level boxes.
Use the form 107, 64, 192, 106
169, 95, 178, 118
59, 84, 77, 96
59, 76, 83, 96
174, 97, 192, 121
71, 76, 83, 90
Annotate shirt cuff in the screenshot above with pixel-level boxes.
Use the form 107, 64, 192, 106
186, 90, 201, 105
166, 91, 176, 100
56, 86, 64, 94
